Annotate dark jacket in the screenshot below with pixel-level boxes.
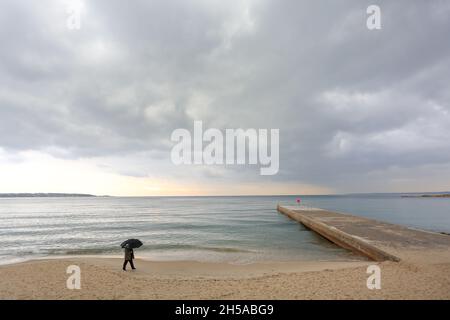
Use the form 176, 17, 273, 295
124, 248, 134, 260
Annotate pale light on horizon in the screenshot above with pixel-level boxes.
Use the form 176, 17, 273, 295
0, 150, 334, 196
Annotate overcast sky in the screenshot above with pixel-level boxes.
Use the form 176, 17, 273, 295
1, 0, 449, 196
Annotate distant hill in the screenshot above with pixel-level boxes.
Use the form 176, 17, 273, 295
0, 193, 97, 198
402, 193, 450, 198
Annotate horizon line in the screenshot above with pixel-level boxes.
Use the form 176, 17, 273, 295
1, 191, 450, 198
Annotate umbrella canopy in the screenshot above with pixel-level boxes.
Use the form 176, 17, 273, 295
120, 239, 143, 249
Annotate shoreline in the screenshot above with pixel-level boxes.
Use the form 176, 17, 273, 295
0, 250, 366, 267
1, 256, 371, 278
1, 256, 450, 299
0, 255, 363, 266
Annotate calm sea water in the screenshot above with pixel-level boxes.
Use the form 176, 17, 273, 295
0, 195, 449, 265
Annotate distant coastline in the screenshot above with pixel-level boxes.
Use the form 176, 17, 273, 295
401, 194, 450, 198
0, 193, 97, 198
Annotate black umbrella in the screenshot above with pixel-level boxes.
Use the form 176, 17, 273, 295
120, 239, 143, 249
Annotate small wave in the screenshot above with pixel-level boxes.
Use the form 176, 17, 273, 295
44, 247, 120, 255
29, 244, 251, 256
147, 244, 252, 253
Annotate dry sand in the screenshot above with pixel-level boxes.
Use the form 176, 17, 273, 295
1, 255, 449, 299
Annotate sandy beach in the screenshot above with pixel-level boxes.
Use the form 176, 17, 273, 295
1, 255, 449, 300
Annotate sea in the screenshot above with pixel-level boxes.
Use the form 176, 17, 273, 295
0, 194, 449, 265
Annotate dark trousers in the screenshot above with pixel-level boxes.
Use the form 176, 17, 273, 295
123, 259, 135, 270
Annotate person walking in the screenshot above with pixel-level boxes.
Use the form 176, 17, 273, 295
123, 245, 136, 271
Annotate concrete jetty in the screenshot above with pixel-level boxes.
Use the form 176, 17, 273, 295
277, 205, 450, 262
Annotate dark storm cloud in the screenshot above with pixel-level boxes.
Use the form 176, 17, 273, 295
1, 0, 450, 191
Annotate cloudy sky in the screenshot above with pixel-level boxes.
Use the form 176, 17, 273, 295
1, 0, 449, 196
